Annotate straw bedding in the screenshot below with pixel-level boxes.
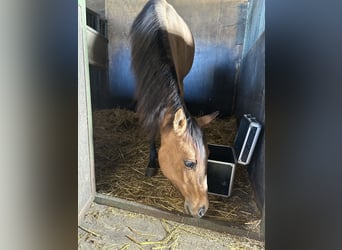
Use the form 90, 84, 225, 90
78, 203, 265, 249
93, 108, 261, 233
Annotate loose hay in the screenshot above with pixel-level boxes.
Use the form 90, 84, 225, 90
93, 108, 261, 234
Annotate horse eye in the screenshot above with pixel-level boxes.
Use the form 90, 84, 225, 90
184, 160, 196, 169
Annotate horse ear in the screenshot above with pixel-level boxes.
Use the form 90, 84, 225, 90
196, 111, 219, 127
173, 108, 187, 136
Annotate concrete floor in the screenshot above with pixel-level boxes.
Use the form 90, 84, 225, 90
78, 203, 264, 249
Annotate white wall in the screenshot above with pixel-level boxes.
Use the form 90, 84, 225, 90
78, 0, 95, 223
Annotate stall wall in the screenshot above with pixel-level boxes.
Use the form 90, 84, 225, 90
242, 0, 265, 58
86, 27, 108, 68
87, 0, 105, 18
106, 0, 248, 116
78, 0, 95, 223
235, 0, 265, 208
86, 25, 109, 110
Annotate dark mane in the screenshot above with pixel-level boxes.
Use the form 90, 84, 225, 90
187, 117, 206, 153
130, 0, 184, 139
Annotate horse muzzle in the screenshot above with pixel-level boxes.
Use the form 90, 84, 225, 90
184, 201, 208, 218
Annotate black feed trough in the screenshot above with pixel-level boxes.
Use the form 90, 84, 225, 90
207, 114, 262, 197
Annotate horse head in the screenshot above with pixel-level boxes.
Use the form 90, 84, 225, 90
159, 108, 218, 217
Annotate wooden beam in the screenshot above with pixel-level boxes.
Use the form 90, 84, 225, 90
94, 193, 263, 241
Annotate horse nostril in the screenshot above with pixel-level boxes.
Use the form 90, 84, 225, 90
198, 206, 206, 218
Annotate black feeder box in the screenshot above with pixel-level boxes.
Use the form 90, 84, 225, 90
207, 114, 262, 197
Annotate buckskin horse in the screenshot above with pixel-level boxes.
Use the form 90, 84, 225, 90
130, 0, 218, 218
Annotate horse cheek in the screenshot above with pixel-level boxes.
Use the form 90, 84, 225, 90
158, 146, 174, 181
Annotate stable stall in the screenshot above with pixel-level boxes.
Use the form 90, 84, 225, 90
79, 0, 265, 241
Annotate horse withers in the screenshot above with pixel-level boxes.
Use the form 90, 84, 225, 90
130, 0, 218, 218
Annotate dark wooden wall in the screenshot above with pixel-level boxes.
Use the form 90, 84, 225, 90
236, 32, 265, 207
235, 0, 265, 209
89, 65, 109, 110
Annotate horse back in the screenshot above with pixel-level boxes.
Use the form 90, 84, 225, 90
156, 0, 195, 93
131, 0, 194, 93
161, 1, 195, 88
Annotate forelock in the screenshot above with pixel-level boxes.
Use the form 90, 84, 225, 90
186, 117, 205, 154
